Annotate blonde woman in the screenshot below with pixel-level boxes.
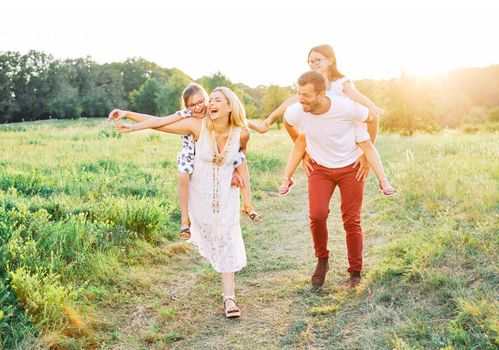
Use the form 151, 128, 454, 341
109, 83, 261, 242
114, 87, 249, 318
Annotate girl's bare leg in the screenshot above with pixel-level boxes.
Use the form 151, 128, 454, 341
178, 172, 191, 238
356, 140, 396, 196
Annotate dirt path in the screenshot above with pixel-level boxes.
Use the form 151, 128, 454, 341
97, 177, 378, 349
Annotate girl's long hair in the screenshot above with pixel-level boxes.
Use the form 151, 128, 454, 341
308, 44, 344, 81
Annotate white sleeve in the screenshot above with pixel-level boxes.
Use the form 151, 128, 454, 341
284, 108, 298, 127
348, 100, 369, 123
354, 121, 370, 142
337, 77, 350, 87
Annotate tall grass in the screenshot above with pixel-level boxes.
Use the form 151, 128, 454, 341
0, 120, 497, 348
0, 119, 182, 348
306, 132, 498, 349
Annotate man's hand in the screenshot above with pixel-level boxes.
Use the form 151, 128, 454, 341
352, 155, 370, 181
302, 152, 314, 176
231, 171, 244, 187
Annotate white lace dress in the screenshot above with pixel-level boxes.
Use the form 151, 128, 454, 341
188, 119, 247, 273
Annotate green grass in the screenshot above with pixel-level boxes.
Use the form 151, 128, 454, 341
0, 120, 497, 349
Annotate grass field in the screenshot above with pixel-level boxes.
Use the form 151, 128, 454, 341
0, 119, 497, 349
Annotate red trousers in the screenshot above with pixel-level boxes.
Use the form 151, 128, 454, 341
308, 161, 364, 272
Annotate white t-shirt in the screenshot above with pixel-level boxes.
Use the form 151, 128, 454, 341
327, 77, 370, 143
284, 95, 369, 168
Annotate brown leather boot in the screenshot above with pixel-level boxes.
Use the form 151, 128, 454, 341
349, 271, 361, 289
311, 257, 329, 287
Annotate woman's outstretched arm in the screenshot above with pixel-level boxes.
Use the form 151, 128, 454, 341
114, 114, 202, 139
108, 109, 157, 123
118, 114, 184, 132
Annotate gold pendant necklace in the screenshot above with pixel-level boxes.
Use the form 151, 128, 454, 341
213, 153, 224, 166
211, 128, 232, 166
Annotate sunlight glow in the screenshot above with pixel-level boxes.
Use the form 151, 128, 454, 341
1, 0, 498, 86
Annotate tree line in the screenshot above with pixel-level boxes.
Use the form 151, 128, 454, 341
1, 50, 498, 135
0, 50, 294, 125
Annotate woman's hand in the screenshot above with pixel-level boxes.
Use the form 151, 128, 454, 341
231, 171, 244, 187
114, 122, 136, 133
108, 109, 127, 123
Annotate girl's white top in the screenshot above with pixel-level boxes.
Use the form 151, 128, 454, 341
328, 77, 370, 143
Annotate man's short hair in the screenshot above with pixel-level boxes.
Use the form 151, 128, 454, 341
297, 71, 326, 93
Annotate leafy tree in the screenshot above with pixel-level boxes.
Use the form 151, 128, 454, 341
10, 51, 54, 121
80, 63, 127, 117
197, 72, 260, 120
129, 79, 162, 115
113, 58, 171, 110
155, 69, 191, 116
381, 75, 441, 136
261, 85, 295, 128
234, 83, 260, 120
198, 71, 234, 92
0, 52, 21, 122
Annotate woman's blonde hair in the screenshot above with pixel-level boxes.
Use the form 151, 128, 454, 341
205, 87, 248, 132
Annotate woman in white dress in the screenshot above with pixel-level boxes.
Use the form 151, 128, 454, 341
113, 87, 249, 318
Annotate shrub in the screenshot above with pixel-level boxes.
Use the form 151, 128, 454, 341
9, 267, 76, 330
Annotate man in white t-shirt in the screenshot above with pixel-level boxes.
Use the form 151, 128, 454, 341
284, 71, 377, 288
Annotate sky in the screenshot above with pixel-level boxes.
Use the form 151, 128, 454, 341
1, 0, 499, 87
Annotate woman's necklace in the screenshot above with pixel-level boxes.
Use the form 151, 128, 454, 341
211, 127, 232, 166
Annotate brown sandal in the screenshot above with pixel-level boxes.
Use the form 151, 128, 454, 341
180, 220, 191, 240
223, 295, 241, 318
242, 205, 263, 222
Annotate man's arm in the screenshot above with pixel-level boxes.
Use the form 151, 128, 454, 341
284, 119, 301, 142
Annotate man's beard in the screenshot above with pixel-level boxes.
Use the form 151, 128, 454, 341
307, 101, 320, 113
